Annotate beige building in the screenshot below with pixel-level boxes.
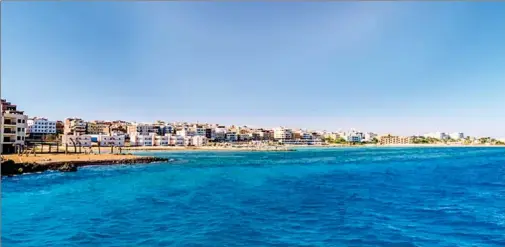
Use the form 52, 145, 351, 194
379, 135, 413, 145
86, 121, 111, 135
64, 118, 86, 135
1, 99, 28, 154
274, 127, 293, 140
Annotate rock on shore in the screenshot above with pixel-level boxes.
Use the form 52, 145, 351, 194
1, 156, 169, 176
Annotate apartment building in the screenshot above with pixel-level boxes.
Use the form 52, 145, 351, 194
379, 135, 413, 145
154, 135, 169, 146
86, 121, 111, 135
61, 135, 92, 147
363, 132, 378, 142
195, 127, 206, 136
127, 123, 156, 136
424, 132, 449, 140
56, 121, 64, 135
97, 135, 125, 147
301, 132, 313, 140
1, 99, 28, 154
225, 132, 238, 142
449, 132, 465, 140
260, 130, 274, 141
323, 132, 341, 140
64, 118, 86, 135
292, 132, 302, 140
130, 133, 154, 146
205, 128, 216, 140
177, 128, 196, 137
168, 135, 185, 146
239, 133, 253, 141
274, 127, 293, 140
185, 136, 208, 146
214, 126, 227, 141
342, 130, 362, 143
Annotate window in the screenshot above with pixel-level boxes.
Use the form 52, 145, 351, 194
18, 119, 21, 123
18, 128, 21, 132
22, 120, 25, 123
17, 136, 21, 140
22, 136, 25, 140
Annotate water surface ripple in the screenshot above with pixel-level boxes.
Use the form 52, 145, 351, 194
2, 147, 505, 246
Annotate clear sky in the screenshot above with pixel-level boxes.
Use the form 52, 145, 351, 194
2, 2, 505, 136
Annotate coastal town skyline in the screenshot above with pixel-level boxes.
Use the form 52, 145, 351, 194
3, 2, 505, 136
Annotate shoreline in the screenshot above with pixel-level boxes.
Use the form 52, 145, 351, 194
122, 144, 505, 152
1, 154, 169, 176
123, 146, 296, 152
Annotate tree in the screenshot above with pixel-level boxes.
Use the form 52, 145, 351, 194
371, 137, 379, 144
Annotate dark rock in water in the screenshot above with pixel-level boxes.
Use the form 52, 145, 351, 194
58, 163, 77, 172
1, 160, 22, 176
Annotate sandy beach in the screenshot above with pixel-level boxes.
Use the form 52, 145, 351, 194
2, 153, 140, 164
23, 143, 505, 156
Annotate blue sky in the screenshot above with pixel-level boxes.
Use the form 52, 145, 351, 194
2, 2, 505, 136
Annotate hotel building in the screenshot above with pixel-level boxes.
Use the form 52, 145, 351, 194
27, 117, 57, 140
379, 135, 413, 145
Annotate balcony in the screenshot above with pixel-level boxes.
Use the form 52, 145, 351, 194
3, 120, 16, 126
3, 129, 16, 135
3, 137, 14, 143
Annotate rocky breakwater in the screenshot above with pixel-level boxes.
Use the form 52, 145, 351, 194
1, 156, 170, 177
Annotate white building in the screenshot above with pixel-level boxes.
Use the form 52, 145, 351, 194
154, 135, 169, 146
225, 132, 238, 142
274, 127, 293, 140
97, 135, 125, 147
342, 129, 362, 142
3, 113, 28, 146
130, 133, 154, 146
239, 133, 253, 141
168, 135, 185, 146
363, 132, 378, 142
345, 135, 362, 142
27, 117, 57, 135
214, 127, 227, 141
449, 132, 465, 140
184, 136, 208, 146
176, 128, 195, 137
424, 132, 449, 140
62, 135, 92, 147
1, 99, 28, 153
301, 132, 313, 140
195, 127, 206, 136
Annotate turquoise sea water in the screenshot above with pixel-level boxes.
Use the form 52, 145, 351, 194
2, 147, 505, 247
